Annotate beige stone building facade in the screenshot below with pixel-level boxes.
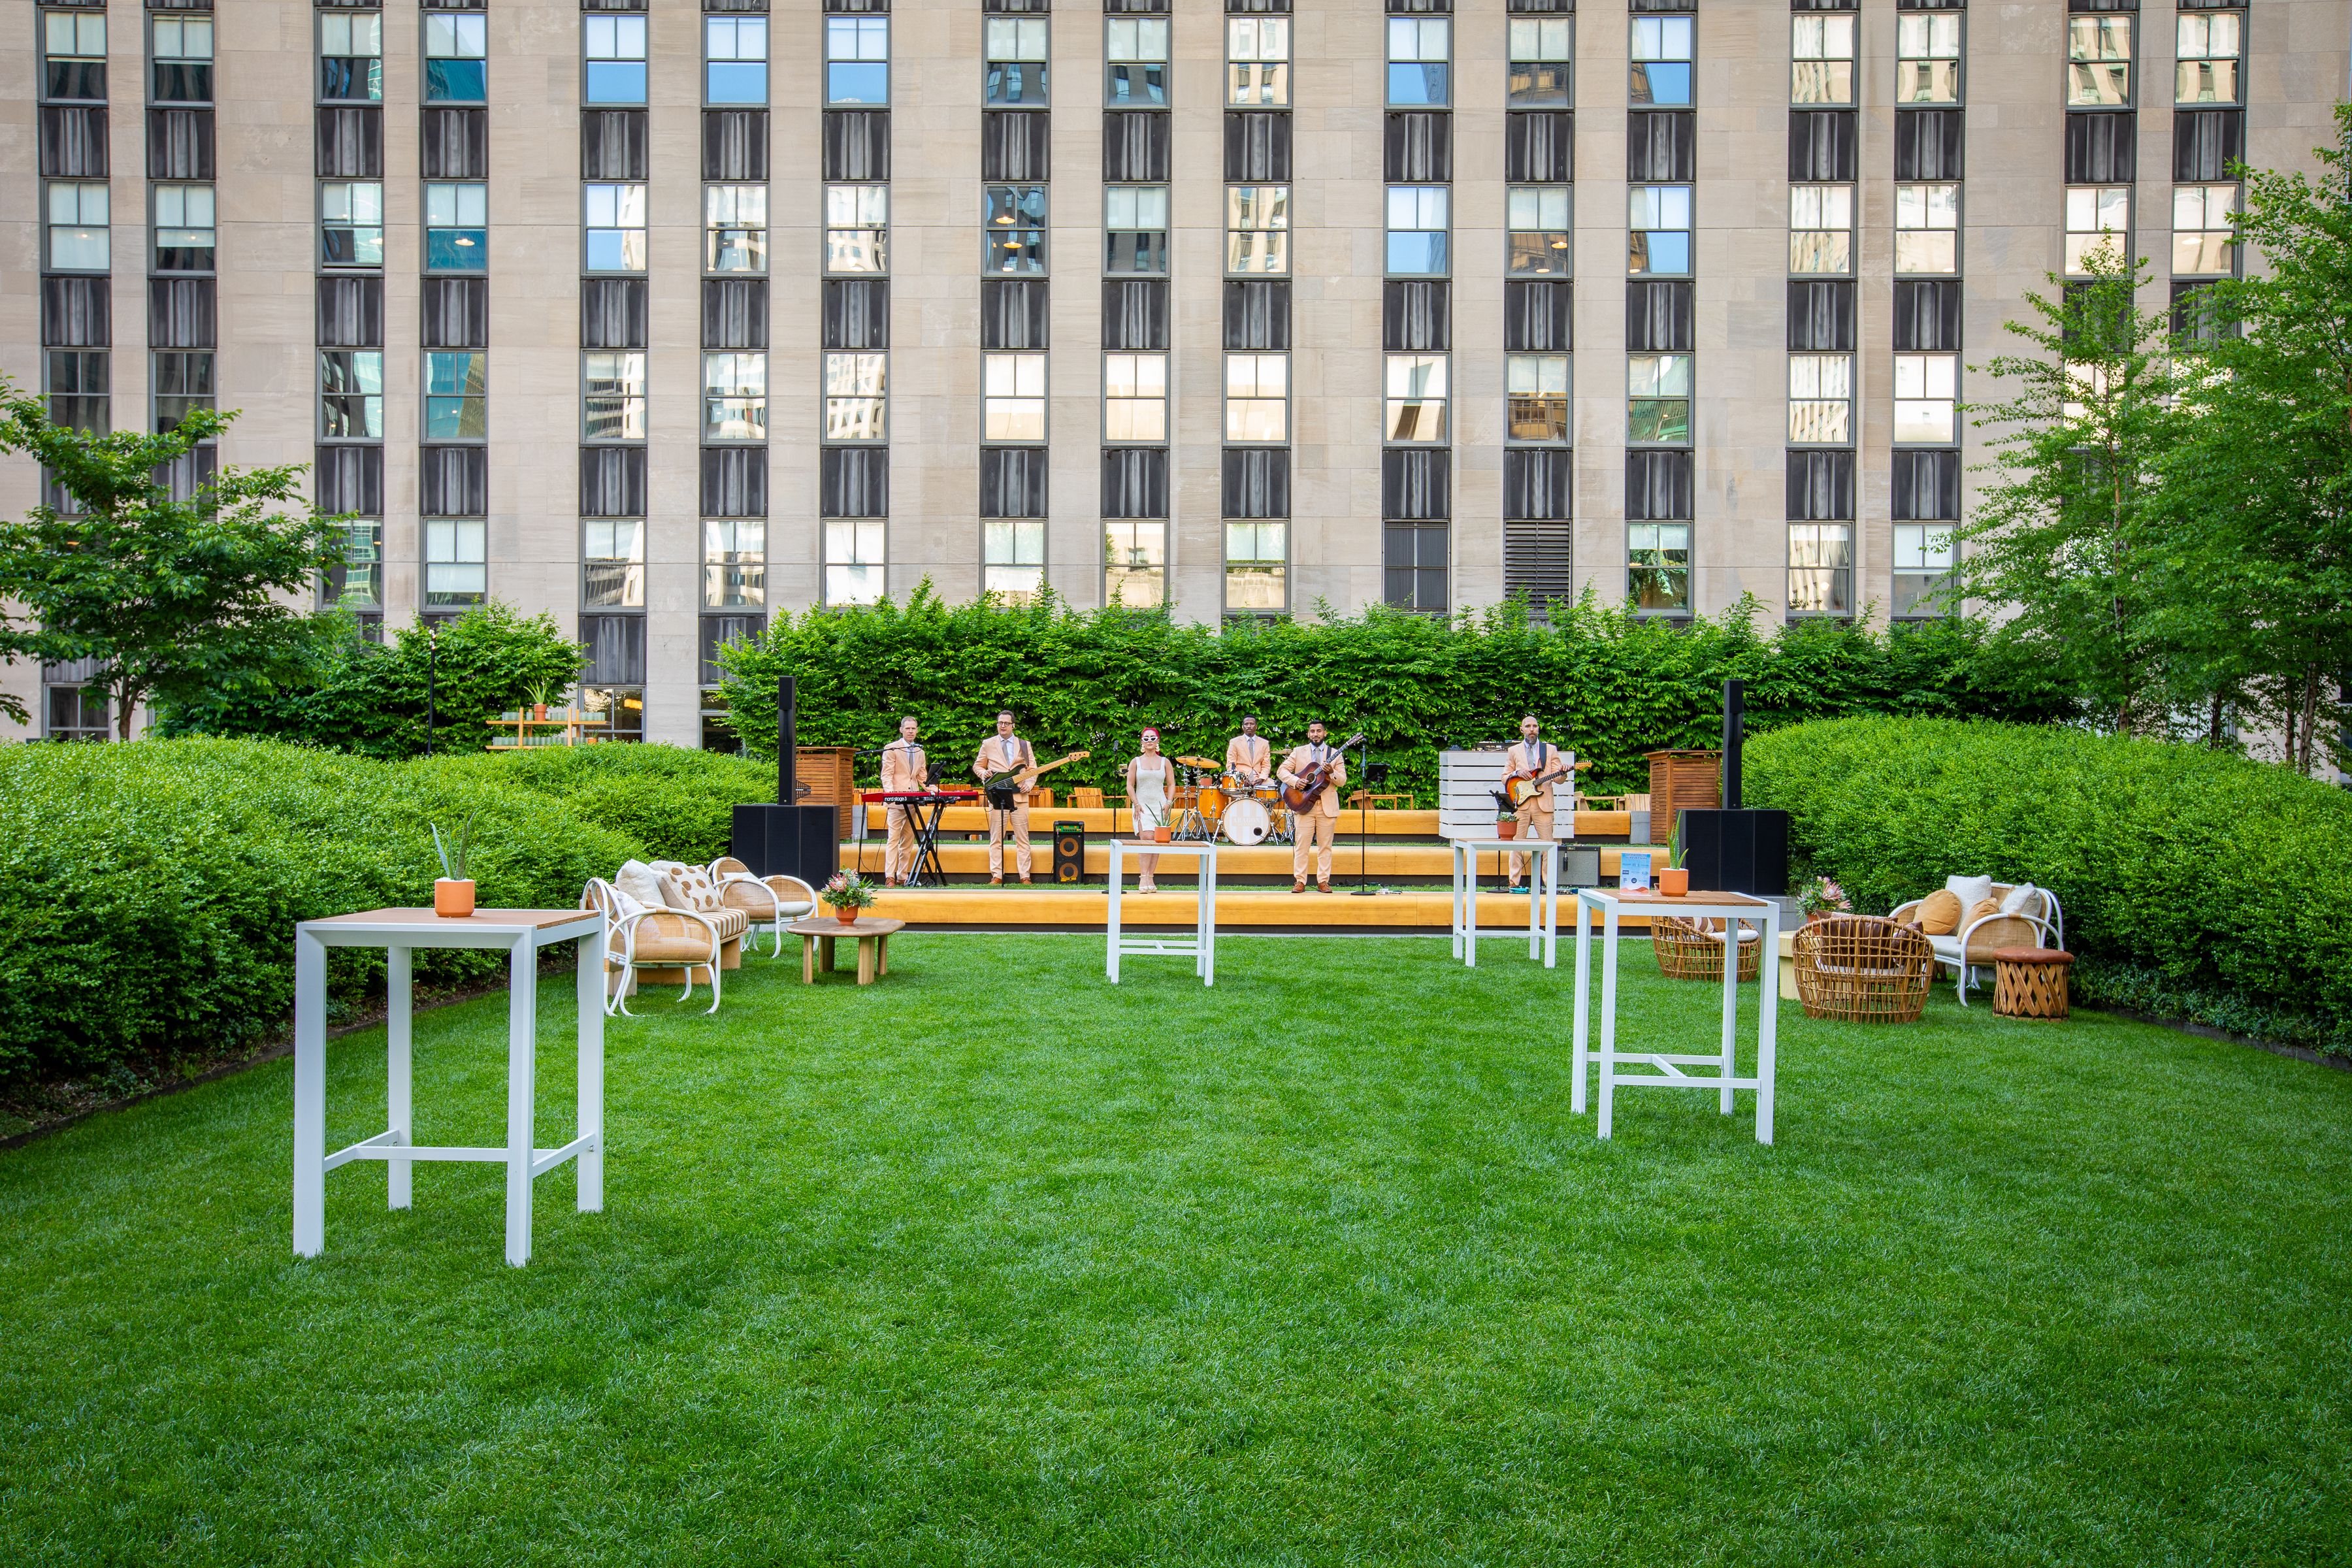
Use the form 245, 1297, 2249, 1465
2, 0, 2344, 746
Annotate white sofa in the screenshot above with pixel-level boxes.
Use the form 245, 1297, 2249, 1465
1890, 879, 2065, 1006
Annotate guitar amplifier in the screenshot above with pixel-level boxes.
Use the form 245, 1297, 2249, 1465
1052, 821, 1086, 885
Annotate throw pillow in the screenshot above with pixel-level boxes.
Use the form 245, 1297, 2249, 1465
1918, 889, 1963, 935
1962, 897, 2002, 930
1945, 874, 1995, 909
672, 868, 723, 911
1999, 881, 2041, 917
614, 859, 666, 909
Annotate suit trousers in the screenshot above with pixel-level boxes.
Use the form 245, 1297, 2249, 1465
987, 802, 1032, 876
1510, 800, 1555, 885
1294, 810, 1337, 884
885, 804, 921, 883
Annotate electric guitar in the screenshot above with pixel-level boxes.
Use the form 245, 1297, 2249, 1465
978, 749, 1091, 808
1505, 756, 1593, 807
1279, 734, 1365, 813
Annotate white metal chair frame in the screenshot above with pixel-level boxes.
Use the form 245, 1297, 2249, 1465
1890, 887, 2066, 1007
581, 878, 727, 1016
704, 859, 820, 959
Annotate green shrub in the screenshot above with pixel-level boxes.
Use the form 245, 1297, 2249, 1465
0, 738, 636, 1088
412, 745, 774, 863
1746, 717, 2352, 1056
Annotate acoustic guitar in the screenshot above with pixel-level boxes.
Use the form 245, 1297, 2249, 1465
1505, 756, 1593, 807
978, 749, 1091, 809
1279, 734, 1365, 813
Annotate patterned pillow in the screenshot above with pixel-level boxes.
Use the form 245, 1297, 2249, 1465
669, 866, 725, 912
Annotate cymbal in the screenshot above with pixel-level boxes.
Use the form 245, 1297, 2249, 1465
1176, 755, 1223, 770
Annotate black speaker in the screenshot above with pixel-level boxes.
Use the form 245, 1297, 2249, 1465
1676, 808, 1789, 897
731, 804, 840, 887
1053, 820, 1086, 884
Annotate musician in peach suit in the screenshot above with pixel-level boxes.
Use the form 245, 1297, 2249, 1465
1223, 715, 1274, 789
972, 710, 1035, 885
879, 715, 927, 886
1277, 720, 1347, 893
1503, 714, 1567, 889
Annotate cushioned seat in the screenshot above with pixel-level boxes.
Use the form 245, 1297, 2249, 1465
581, 877, 727, 1015
1892, 879, 2065, 1007
708, 857, 821, 958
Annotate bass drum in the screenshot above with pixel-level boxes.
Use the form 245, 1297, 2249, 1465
1222, 796, 1272, 845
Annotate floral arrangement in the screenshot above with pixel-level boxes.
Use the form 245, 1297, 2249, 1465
820, 870, 879, 913
1797, 875, 1851, 921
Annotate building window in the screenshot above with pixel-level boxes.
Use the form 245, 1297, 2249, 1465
585, 183, 648, 273
422, 12, 485, 104
1226, 185, 1290, 274
45, 183, 109, 272
2065, 185, 2130, 275
706, 16, 768, 106
581, 687, 644, 743
319, 350, 384, 438
323, 521, 384, 610
1629, 15, 1694, 107
983, 519, 1045, 600
708, 184, 770, 273
1628, 354, 1691, 445
1788, 354, 1853, 445
1224, 353, 1288, 443
1227, 16, 1289, 109
424, 519, 487, 608
424, 351, 487, 440
1789, 184, 1853, 275
154, 184, 216, 272
2176, 12, 2242, 105
821, 184, 883, 274
983, 353, 1047, 442
1507, 354, 1569, 443
1897, 12, 1961, 106
985, 185, 1047, 275
1508, 18, 1571, 109
583, 351, 647, 440
1105, 523, 1166, 609
1105, 186, 1169, 274
151, 15, 214, 104
1384, 354, 1448, 443
321, 182, 384, 267
1894, 182, 1958, 275
1387, 17, 1450, 108
825, 16, 886, 106
1386, 186, 1450, 276
1894, 353, 1958, 444
44, 685, 110, 742
1788, 524, 1853, 615
584, 519, 645, 610
46, 350, 109, 434
985, 18, 1049, 108
1508, 186, 1572, 276
825, 520, 883, 606
1629, 523, 1690, 612
1629, 185, 1691, 275
41, 11, 106, 103
1104, 353, 1167, 442
1893, 525, 1955, 617
1106, 18, 1168, 108
825, 352, 888, 442
706, 519, 766, 608
584, 15, 647, 106
1791, 14, 1855, 106
701, 353, 766, 442
1225, 521, 1287, 615
152, 351, 214, 432
2174, 184, 2238, 276
320, 12, 382, 103
2066, 15, 2133, 108
424, 182, 488, 272
1383, 521, 1448, 613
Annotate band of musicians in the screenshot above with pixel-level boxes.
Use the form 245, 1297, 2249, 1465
868, 711, 1578, 894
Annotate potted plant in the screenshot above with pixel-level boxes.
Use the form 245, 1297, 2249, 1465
1659, 837, 1690, 898
431, 813, 477, 918
525, 679, 559, 723
1797, 875, 1850, 924
821, 870, 878, 925
1152, 823, 1172, 843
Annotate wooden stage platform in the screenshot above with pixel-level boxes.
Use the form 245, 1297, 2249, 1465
860, 805, 1637, 840
841, 839, 1646, 883
863, 885, 1659, 934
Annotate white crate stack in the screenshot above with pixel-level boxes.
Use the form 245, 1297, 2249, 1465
1439, 749, 1578, 840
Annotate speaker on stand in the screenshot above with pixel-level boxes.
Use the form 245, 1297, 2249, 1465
1053, 820, 1087, 885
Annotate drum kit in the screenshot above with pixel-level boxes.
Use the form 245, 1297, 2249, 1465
1171, 757, 1290, 845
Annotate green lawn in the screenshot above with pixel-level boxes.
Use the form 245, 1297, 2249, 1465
2, 934, 2347, 1566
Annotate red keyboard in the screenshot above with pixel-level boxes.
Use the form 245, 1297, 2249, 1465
858, 789, 982, 804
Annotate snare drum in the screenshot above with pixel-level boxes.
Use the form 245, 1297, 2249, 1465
1221, 796, 1272, 845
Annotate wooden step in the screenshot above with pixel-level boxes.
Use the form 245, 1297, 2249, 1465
864, 885, 1656, 931
838, 841, 1648, 879
857, 806, 1634, 838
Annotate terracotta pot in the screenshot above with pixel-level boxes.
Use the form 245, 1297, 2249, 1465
834, 904, 859, 925
1495, 820, 1518, 840
533, 704, 548, 721
433, 878, 476, 918
1658, 866, 1690, 897
1152, 825, 1172, 843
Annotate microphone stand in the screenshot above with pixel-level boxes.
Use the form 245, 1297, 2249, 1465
1350, 737, 1380, 896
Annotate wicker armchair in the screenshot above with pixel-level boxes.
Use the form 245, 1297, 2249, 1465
706, 856, 818, 958
581, 878, 727, 1016
1793, 915, 1935, 1023
1653, 915, 1763, 981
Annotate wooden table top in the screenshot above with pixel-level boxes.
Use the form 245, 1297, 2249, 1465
302, 908, 598, 930
786, 916, 907, 936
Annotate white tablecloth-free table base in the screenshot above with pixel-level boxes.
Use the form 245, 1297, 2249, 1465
293, 907, 606, 1267
1105, 840, 1218, 985
1571, 889, 1781, 1144
1447, 837, 1560, 968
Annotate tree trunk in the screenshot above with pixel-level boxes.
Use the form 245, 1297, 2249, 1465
2299, 666, 2321, 776
2280, 676, 2300, 770
2208, 691, 2225, 749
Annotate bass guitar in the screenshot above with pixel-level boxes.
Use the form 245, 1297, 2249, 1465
1505, 756, 1593, 807
978, 749, 1091, 809
1279, 733, 1365, 813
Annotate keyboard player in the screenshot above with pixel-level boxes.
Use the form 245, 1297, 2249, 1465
880, 715, 928, 885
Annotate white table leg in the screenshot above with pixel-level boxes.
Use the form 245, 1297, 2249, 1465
1543, 848, 1559, 969
1201, 852, 1216, 987
1465, 850, 1480, 968
1720, 916, 1740, 1116
576, 925, 604, 1212
1526, 855, 1540, 961
387, 943, 412, 1211
1571, 897, 1592, 1114
1450, 845, 1463, 960
1757, 907, 1780, 1145
1106, 840, 1123, 983
292, 930, 327, 1258
504, 936, 536, 1268
1598, 907, 1620, 1139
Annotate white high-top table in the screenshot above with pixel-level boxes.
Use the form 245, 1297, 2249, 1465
1571, 888, 1781, 1143
1448, 836, 1560, 967
1105, 839, 1218, 985
293, 907, 606, 1266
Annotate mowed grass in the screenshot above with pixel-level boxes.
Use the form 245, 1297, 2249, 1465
1, 933, 2347, 1566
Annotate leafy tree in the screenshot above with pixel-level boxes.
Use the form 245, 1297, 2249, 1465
1955, 250, 2185, 736
0, 390, 340, 739
2153, 103, 2352, 776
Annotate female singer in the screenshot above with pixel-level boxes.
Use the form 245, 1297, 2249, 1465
1126, 727, 1173, 894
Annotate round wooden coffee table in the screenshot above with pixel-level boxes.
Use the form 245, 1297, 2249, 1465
787, 917, 906, 985
1991, 947, 2073, 1019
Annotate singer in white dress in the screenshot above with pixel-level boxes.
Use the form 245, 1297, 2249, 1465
1126, 728, 1173, 893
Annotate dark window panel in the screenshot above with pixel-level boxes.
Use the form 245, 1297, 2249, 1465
581, 110, 649, 180
421, 278, 489, 349
1788, 280, 1857, 352
1105, 112, 1172, 182
146, 108, 214, 180
1221, 449, 1290, 518
1503, 450, 1573, 521
1628, 110, 1695, 182
1505, 281, 1573, 352
1788, 109, 1857, 183
1891, 280, 1962, 351
1222, 280, 1290, 350
419, 448, 488, 516
2065, 112, 2136, 184
981, 280, 1049, 350
821, 448, 889, 517
704, 110, 769, 180
700, 614, 762, 687
1223, 112, 1292, 182
1505, 111, 1572, 182
1382, 521, 1449, 612
580, 447, 648, 517
1102, 449, 1169, 520
1786, 451, 1854, 520
580, 615, 647, 685
152, 279, 218, 350
580, 279, 648, 351
822, 280, 889, 350
1626, 450, 1693, 520
315, 445, 384, 515
316, 107, 382, 178
1104, 280, 1170, 350
981, 112, 1051, 181
1382, 280, 1450, 351
2174, 109, 2244, 182
1627, 281, 1693, 352
419, 108, 489, 179
702, 279, 770, 350
42, 278, 111, 348
1893, 108, 1964, 180
1891, 449, 1961, 521
701, 448, 768, 516
1380, 449, 1450, 521
39, 106, 108, 178
979, 448, 1049, 518
822, 110, 889, 180
1384, 112, 1452, 183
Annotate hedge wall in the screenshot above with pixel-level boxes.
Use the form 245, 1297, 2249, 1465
1746, 717, 2352, 1058
412, 746, 772, 864
719, 589, 2073, 799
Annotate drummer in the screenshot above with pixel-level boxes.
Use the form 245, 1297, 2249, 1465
1224, 715, 1274, 791
1126, 727, 1175, 894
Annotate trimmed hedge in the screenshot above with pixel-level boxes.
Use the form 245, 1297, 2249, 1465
411, 746, 773, 864
1746, 717, 2352, 1058
0, 740, 654, 1088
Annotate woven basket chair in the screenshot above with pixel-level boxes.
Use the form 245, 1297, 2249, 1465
1652, 915, 1763, 982
1793, 915, 1935, 1023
